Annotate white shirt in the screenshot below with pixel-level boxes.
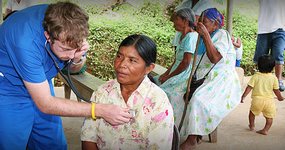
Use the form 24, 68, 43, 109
175, 0, 213, 15
7, 0, 32, 11
258, 0, 285, 34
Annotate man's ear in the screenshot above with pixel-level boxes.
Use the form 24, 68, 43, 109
44, 31, 51, 42
145, 63, 155, 75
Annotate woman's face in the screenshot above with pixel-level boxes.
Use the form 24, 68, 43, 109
202, 17, 218, 33
114, 46, 152, 86
173, 15, 186, 32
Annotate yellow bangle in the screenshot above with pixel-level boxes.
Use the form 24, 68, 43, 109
91, 102, 96, 120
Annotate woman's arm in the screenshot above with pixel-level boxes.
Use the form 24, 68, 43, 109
196, 22, 222, 63
161, 53, 192, 83
159, 61, 175, 83
82, 141, 99, 150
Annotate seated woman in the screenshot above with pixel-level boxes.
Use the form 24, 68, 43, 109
81, 34, 174, 150
153, 8, 198, 127
179, 8, 242, 149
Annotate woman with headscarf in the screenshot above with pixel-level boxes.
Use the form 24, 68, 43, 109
153, 8, 198, 127
180, 8, 242, 149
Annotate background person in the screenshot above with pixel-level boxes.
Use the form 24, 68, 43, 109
153, 8, 198, 127
171, 0, 212, 50
4, 0, 32, 19
241, 54, 284, 135
179, 8, 242, 150
0, 2, 131, 149
253, 0, 285, 91
81, 34, 174, 150
174, 0, 212, 23
231, 35, 243, 67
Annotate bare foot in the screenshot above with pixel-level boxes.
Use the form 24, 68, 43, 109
180, 141, 197, 150
256, 130, 268, 135
248, 124, 255, 131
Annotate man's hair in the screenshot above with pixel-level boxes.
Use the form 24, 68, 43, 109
43, 2, 89, 48
258, 54, 275, 73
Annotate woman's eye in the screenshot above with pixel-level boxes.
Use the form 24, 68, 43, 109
116, 54, 121, 58
130, 59, 137, 63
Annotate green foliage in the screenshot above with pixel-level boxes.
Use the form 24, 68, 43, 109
86, 2, 175, 81
231, 10, 258, 75
86, 2, 259, 80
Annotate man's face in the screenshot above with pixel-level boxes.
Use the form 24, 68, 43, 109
50, 40, 79, 61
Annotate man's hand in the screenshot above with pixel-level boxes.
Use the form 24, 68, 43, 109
73, 39, 89, 63
95, 104, 132, 126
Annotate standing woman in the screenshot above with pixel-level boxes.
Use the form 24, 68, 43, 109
180, 8, 242, 149
153, 8, 198, 127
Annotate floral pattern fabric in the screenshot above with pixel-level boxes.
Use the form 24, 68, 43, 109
81, 77, 174, 150
180, 29, 242, 137
154, 32, 198, 127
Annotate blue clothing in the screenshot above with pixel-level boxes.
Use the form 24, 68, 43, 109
236, 59, 241, 67
254, 28, 285, 65
0, 5, 67, 150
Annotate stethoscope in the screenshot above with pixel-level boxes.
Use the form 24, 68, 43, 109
44, 40, 90, 103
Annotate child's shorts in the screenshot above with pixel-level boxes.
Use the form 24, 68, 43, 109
250, 98, 276, 118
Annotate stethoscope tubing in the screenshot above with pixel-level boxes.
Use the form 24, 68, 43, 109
45, 40, 91, 103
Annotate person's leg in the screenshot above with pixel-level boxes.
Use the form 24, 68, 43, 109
27, 103, 67, 150
0, 102, 34, 150
248, 110, 255, 131
180, 135, 198, 150
256, 117, 273, 135
253, 33, 270, 63
271, 28, 285, 91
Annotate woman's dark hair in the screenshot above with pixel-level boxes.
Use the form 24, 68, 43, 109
257, 54, 275, 73
119, 34, 157, 66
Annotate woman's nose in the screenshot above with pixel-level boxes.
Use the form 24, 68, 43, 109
119, 58, 128, 68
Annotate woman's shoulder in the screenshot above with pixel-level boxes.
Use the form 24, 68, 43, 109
186, 31, 198, 37
184, 31, 198, 42
213, 29, 229, 37
97, 79, 117, 92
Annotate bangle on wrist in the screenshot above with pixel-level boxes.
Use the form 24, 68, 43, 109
91, 102, 96, 120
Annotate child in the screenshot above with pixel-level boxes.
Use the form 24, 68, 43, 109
231, 35, 243, 67
241, 54, 284, 135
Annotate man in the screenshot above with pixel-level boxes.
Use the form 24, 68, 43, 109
0, 2, 131, 149
253, 0, 285, 91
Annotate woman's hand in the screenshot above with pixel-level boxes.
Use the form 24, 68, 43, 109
196, 22, 208, 36
95, 104, 132, 126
